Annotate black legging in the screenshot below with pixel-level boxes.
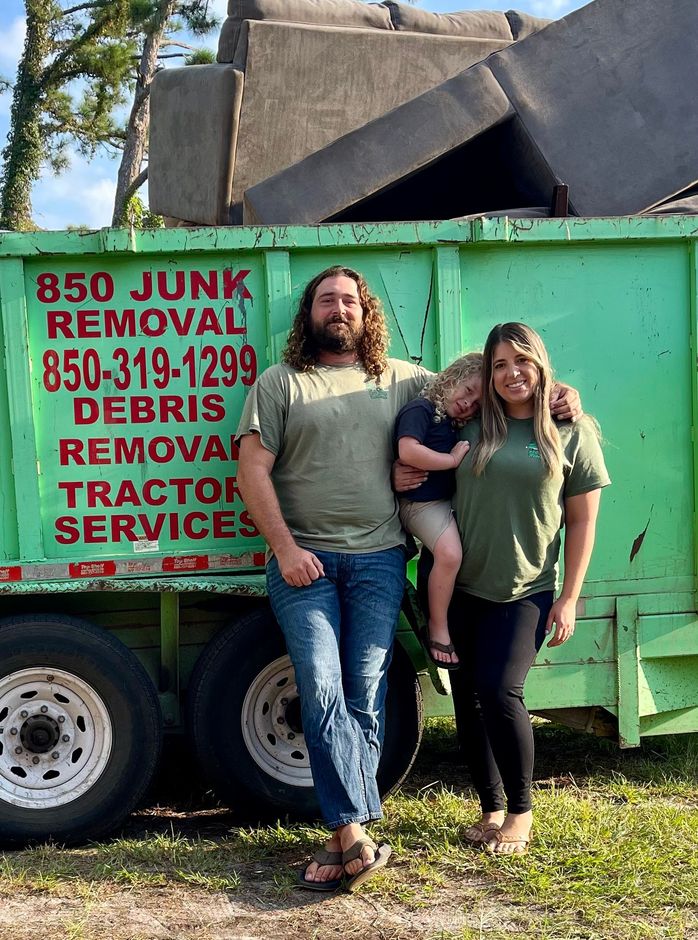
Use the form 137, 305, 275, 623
448, 589, 553, 814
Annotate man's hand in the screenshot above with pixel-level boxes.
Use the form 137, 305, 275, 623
392, 459, 428, 493
550, 382, 583, 422
276, 544, 325, 587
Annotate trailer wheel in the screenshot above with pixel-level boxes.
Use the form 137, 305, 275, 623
0, 615, 162, 846
188, 606, 423, 818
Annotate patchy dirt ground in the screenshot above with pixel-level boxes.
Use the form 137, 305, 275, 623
0, 876, 524, 940
0, 733, 529, 940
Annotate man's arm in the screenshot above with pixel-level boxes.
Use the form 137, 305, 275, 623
551, 382, 583, 421
237, 432, 324, 587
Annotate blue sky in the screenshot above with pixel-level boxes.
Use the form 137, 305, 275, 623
0, 0, 580, 230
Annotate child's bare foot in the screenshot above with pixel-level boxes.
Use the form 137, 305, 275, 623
424, 619, 459, 668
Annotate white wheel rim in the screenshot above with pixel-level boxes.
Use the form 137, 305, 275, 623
0, 668, 113, 809
241, 655, 313, 788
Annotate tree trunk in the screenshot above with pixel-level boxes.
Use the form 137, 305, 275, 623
0, 1, 51, 231
112, 0, 178, 226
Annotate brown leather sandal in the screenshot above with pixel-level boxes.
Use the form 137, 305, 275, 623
420, 627, 460, 671
297, 847, 344, 891
463, 820, 501, 846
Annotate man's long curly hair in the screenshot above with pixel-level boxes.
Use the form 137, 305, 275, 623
282, 266, 389, 381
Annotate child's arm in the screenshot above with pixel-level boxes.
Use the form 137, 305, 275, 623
398, 436, 469, 470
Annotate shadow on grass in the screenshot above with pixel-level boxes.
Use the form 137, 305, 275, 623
123, 718, 698, 842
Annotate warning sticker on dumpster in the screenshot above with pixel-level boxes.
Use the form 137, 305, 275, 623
133, 539, 159, 553
23, 256, 268, 563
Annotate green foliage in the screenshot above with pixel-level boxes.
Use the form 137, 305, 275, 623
0, 0, 136, 229
1, 0, 220, 231
123, 193, 164, 229
185, 47, 216, 65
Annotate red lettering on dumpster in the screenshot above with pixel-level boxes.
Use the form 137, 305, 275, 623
30, 262, 263, 558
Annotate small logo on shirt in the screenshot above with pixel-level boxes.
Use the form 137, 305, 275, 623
367, 383, 388, 400
526, 441, 541, 460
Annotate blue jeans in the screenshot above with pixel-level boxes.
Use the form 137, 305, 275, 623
266, 547, 406, 829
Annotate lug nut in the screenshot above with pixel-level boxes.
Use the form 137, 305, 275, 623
10, 728, 18, 735
57, 716, 65, 724
32, 756, 40, 765
20, 710, 28, 719
52, 752, 60, 760
14, 746, 22, 755
40, 705, 48, 714
46, 675, 54, 682
288, 732, 296, 740
280, 698, 288, 706
62, 734, 70, 743
277, 716, 285, 724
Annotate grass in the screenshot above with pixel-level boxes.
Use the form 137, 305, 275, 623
0, 720, 696, 940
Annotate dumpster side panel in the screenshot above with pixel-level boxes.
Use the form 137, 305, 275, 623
458, 242, 692, 590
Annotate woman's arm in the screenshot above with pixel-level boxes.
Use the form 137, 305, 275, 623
398, 435, 470, 471
546, 489, 602, 647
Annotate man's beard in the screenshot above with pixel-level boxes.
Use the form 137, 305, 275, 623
310, 317, 364, 354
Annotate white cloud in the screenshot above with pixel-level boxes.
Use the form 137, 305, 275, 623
529, 0, 579, 16
32, 155, 117, 230
0, 15, 25, 71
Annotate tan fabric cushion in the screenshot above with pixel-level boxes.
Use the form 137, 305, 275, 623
219, 0, 393, 62
384, 2, 513, 39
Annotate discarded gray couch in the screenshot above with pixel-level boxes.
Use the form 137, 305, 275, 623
243, 0, 698, 224
148, 0, 550, 225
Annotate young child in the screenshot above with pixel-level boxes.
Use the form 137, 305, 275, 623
394, 354, 483, 669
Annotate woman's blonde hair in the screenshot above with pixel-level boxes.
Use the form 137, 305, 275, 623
282, 266, 389, 380
472, 322, 562, 478
420, 352, 483, 423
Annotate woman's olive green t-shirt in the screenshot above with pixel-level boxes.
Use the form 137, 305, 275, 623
453, 416, 610, 602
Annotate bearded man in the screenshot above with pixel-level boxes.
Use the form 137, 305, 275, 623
237, 266, 431, 891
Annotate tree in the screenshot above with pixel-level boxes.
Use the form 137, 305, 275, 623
111, 1, 217, 226
0, 0, 135, 231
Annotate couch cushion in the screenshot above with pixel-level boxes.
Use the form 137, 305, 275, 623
149, 65, 245, 225
219, 0, 392, 61
231, 21, 511, 220
505, 10, 552, 39
384, 2, 513, 39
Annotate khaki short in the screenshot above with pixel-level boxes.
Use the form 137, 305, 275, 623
398, 498, 454, 553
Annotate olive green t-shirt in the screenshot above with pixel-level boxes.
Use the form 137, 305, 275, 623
453, 416, 611, 602
236, 359, 431, 553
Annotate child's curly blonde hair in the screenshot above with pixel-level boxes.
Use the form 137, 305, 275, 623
420, 352, 483, 423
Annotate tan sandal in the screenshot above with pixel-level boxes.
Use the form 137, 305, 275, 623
463, 820, 501, 846
484, 829, 531, 855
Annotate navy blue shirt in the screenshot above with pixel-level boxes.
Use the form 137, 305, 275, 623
394, 398, 457, 502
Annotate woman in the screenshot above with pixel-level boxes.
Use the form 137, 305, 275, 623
449, 322, 610, 855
